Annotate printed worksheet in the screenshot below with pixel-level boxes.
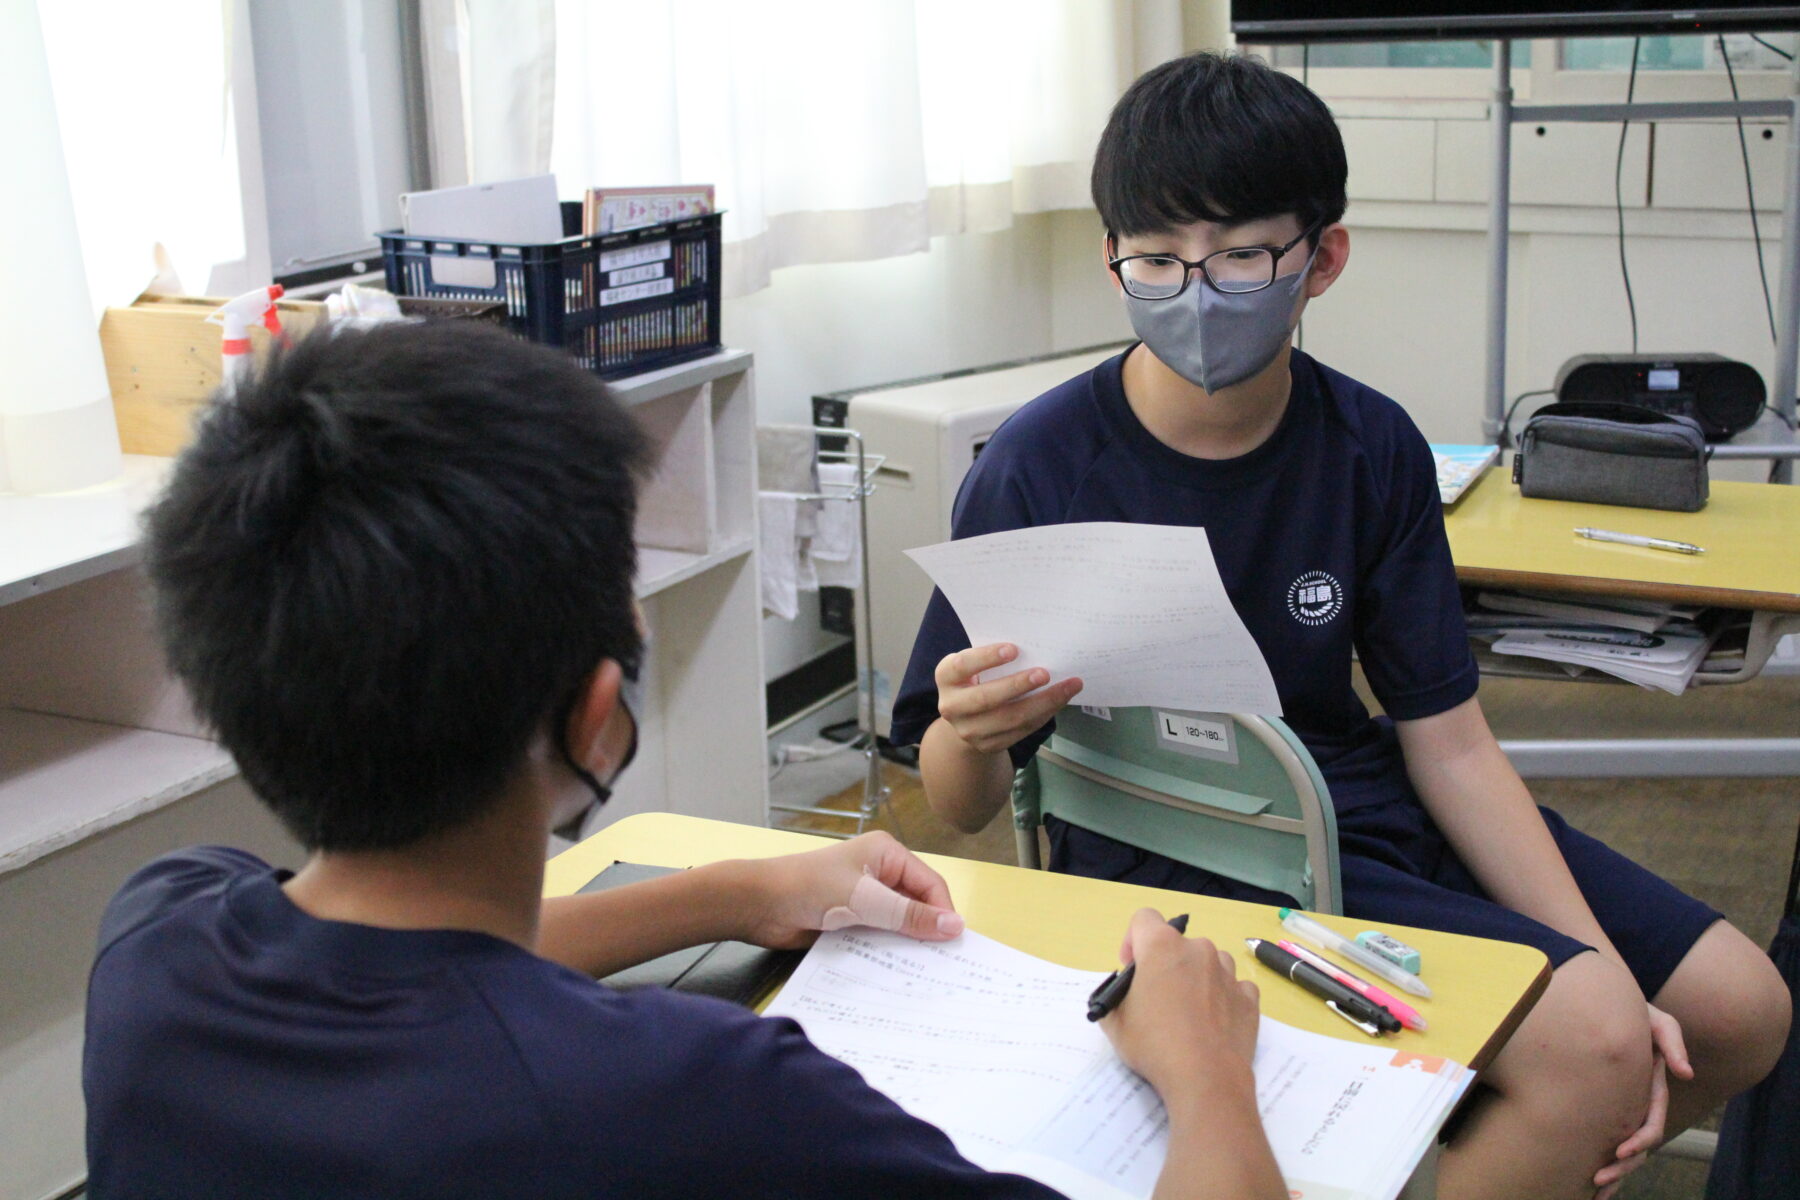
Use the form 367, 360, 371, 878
765, 929, 1472, 1200
905, 523, 1280, 713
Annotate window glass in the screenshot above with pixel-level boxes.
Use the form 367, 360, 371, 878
1271, 41, 1531, 69
1561, 32, 1797, 70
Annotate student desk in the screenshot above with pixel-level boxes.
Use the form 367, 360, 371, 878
546, 812, 1549, 1074
1443, 470, 1800, 778
548, 814, 1548, 1198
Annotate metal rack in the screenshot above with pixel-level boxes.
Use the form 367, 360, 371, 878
766, 426, 897, 838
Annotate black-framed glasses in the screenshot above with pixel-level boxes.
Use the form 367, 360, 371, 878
1108, 222, 1321, 300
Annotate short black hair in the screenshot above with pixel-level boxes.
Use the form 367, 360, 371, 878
1092, 52, 1347, 242
145, 322, 647, 852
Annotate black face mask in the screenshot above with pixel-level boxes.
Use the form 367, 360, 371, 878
559, 654, 642, 808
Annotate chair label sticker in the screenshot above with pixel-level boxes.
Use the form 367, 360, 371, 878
1154, 710, 1238, 764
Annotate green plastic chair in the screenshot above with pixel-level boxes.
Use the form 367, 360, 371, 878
1011, 707, 1343, 915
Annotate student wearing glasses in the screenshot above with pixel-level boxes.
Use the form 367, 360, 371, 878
892, 51, 1788, 1200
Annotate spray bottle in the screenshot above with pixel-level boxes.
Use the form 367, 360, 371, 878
206, 285, 287, 392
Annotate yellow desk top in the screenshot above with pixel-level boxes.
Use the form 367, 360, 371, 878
1446, 470, 1800, 613
546, 813, 1550, 1074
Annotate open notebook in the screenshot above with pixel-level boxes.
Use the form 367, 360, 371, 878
766, 928, 1471, 1200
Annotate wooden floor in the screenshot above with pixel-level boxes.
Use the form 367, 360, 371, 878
784, 670, 1800, 1200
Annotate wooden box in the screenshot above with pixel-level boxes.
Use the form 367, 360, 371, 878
99, 295, 328, 457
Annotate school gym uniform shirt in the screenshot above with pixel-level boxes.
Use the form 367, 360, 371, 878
892, 346, 1719, 997
82, 847, 1061, 1200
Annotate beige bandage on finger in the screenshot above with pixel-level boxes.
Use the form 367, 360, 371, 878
820, 871, 913, 932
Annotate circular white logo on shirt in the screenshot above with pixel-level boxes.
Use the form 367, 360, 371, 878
1287, 571, 1343, 626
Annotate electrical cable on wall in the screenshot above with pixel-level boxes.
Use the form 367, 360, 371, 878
1500, 389, 1557, 450
1719, 34, 1780, 346
1749, 32, 1794, 61
1613, 38, 1642, 354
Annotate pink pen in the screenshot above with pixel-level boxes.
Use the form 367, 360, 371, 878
1277, 939, 1428, 1032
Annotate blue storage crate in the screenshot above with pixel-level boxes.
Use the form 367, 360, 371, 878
377, 202, 722, 379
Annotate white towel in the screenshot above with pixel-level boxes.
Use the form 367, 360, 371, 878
811, 462, 862, 588
758, 493, 801, 620
756, 425, 819, 493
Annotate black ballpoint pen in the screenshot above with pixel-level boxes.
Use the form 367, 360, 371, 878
1246, 938, 1402, 1035
1086, 914, 1189, 1021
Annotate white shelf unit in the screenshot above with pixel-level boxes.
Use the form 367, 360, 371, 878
583, 349, 770, 835
0, 350, 767, 1200
0, 457, 303, 1200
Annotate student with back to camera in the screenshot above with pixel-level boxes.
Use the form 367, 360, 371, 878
891, 52, 1789, 1200
81, 321, 1285, 1200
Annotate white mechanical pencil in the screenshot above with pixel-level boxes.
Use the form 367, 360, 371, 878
1279, 907, 1433, 999
1574, 527, 1704, 555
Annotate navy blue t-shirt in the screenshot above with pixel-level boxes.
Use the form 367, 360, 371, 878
83, 847, 1060, 1200
891, 346, 1478, 811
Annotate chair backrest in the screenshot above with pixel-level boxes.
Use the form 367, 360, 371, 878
1011, 707, 1342, 915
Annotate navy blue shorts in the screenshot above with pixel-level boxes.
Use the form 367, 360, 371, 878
1046, 791, 1721, 1001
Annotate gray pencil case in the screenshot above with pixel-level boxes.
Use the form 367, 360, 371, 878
1513, 402, 1709, 512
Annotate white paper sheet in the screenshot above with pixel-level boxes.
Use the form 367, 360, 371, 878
905, 523, 1280, 714
765, 929, 1472, 1200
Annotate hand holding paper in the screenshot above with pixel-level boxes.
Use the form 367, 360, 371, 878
907, 523, 1280, 714
737, 832, 964, 950
933, 641, 1085, 756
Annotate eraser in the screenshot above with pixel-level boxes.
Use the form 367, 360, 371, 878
1356, 931, 1422, 975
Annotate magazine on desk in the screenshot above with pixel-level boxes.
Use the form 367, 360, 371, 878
1430, 444, 1500, 505
766, 928, 1471, 1200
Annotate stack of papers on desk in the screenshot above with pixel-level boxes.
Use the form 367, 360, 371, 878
766, 929, 1471, 1200
1470, 591, 1717, 693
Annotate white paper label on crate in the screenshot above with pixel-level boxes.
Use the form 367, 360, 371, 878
607, 262, 667, 288
1154, 710, 1238, 764
1079, 706, 1112, 721
600, 240, 672, 272
429, 255, 498, 290
600, 277, 676, 307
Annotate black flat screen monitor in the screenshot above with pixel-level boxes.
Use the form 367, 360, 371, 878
1232, 3, 1800, 43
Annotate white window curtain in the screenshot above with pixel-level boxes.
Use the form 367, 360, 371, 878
37, 0, 246, 315
436, 0, 1193, 297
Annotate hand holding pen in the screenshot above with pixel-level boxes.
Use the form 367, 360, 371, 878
1088, 913, 1189, 1020
1090, 909, 1261, 1100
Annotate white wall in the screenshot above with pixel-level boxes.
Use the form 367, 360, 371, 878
724, 215, 1064, 682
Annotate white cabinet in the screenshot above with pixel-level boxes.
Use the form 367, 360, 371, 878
0, 350, 767, 1199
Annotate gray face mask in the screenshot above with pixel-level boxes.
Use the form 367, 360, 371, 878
1123, 250, 1316, 394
